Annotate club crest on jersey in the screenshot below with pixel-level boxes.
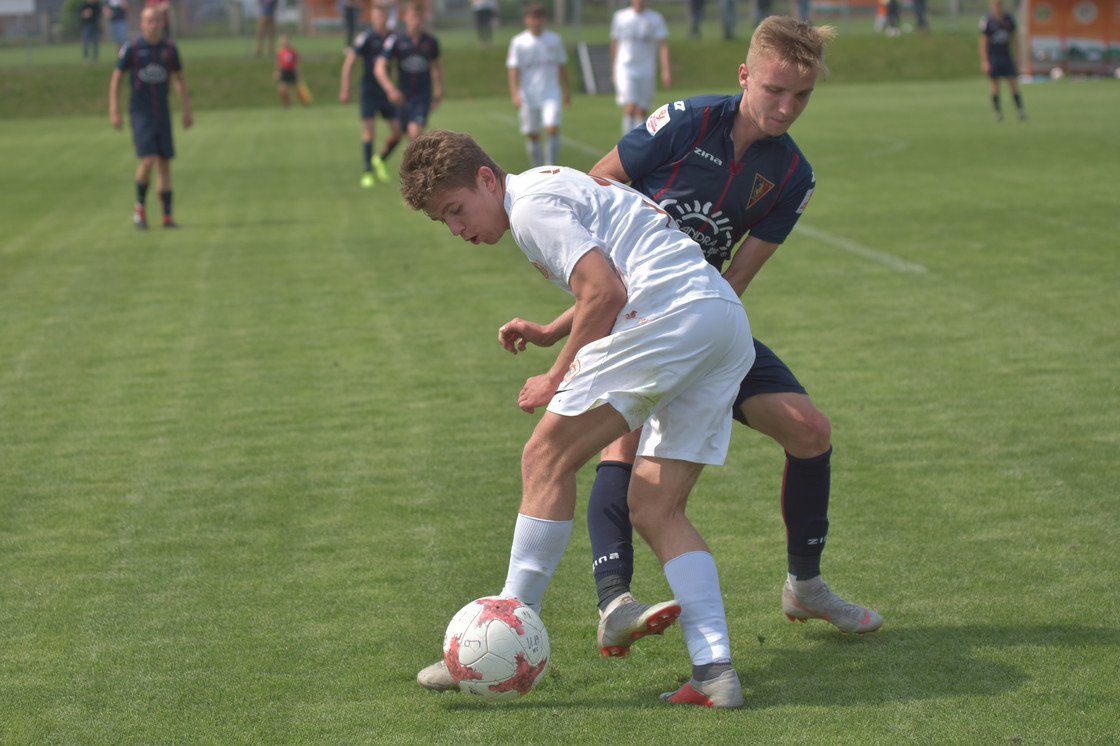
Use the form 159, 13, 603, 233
747, 174, 775, 209
530, 261, 550, 279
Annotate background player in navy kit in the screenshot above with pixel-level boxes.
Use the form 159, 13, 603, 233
340, 4, 402, 188
588, 16, 882, 642
374, 3, 443, 153
109, 6, 193, 229
980, 0, 1026, 122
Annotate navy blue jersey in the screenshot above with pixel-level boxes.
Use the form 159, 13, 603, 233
617, 93, 815, 270
379, 30, 440, 100
116, 37, 182, 116
980, 12, 1016, 61
353, 28, 388, 98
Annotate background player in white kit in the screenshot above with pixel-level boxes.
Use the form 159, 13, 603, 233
506, 3, 571, 168
401, 129, 754, 707
610, 0, 671, 134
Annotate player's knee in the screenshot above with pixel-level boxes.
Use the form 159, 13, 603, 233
787, 408, 831, 457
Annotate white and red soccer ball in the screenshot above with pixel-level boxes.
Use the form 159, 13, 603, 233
442, 596, 550, 700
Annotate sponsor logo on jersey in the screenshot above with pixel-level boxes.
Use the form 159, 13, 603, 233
796, 186, 815, 214
138, 63, 169, 84
660, 197, 734, 262
645, 103, 671, 135
747, 174, 775, 209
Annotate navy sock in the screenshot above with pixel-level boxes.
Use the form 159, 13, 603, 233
136, 181, 149, 206
159, 190, 172, 218
587, 460, 634, 609
992, 94, 1001, 113
1013, 92, 1024, 111
362, 141, 372, 170
783, 446, 831, 579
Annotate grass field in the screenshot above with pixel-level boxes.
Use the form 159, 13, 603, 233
2, 37, 1120, 745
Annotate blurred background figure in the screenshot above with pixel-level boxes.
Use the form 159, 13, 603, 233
472, 0, 499, 48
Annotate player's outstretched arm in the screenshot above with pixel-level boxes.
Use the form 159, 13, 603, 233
498, 306, 574, 353
722, 236, 780, 297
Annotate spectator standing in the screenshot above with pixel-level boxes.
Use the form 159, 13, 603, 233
79, 0, 102, 63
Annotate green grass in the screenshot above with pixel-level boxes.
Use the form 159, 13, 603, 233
2, 64, 1120, 744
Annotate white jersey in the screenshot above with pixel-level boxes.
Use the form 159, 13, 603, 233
610, 7, 668, 80
506, 29, 568, 106
504, 167, 738, 332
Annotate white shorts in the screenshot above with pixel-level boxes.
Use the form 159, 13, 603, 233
547, 298, 754, 465
519, 98, 563, 134
614, 70, 656, 110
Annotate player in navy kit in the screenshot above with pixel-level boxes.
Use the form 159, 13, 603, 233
340, 4, 402, 188
576, 16, 882, 647
980, 0, 1026, 122
109, 6, 193, 229
374, 3, 443, 149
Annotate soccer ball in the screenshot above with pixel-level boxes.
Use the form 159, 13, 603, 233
442, 596, 550, 700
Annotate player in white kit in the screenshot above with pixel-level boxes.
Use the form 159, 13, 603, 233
610, 0, 671, 134
401, 129, 754, 707
506, 3, 570, 167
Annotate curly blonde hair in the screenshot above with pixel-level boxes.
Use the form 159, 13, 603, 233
398, 129, 506, 214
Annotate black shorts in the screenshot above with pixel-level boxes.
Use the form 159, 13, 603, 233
130, 111, 174, 159
279, 69, 297, 84
988, 55, 1018, 78
732, 338, 808, 426
360, 91, 396, 121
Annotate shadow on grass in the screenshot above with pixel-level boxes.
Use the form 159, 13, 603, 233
430, 623, 1119, 711
739, 622, 1120, 709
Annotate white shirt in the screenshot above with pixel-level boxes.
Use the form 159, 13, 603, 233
610, 7, 668, 79
504, 167, 737, 331
506, 29, 568, 106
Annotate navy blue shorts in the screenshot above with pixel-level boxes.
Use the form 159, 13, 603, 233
988, 55, 1018, 78
732, 338, 808, 426
130, 111, 174, 159
279, 69, 297, 84
397, 96, 432, 127
360, 91, 396, 121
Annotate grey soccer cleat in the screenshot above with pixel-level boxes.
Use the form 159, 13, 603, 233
597, 592, 681, 658
416, 659, 459, 691
660, 669, 744, 708
781, 576, 883, 634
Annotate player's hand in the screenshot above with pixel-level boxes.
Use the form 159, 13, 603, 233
431, 93, 442, 111
388, 89, 405, 106
518, 372, 560, 413
110, 111, 121, 130
182, 110, 193, 129
339, 89, 349, 103
499, 318, 555, 353
511, 93, 521, 108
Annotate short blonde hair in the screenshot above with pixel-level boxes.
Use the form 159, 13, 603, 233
747, 16, 837, 77
399, 129, 506, 213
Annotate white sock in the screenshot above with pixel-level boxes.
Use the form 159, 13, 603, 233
500, 513, 572, 614
663, 551, 731, 665
545, 134, 560, 165
527, 139, 543, 168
